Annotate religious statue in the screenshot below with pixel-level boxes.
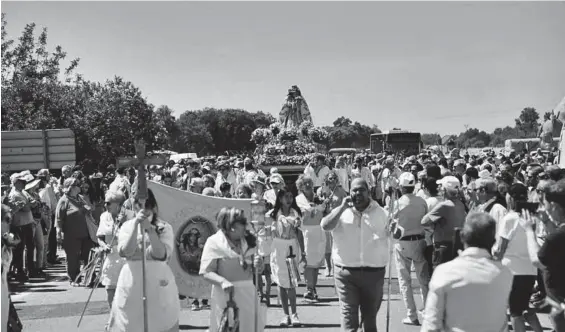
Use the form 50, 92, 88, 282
538, 110, 563, 149
279, 85, 313, 128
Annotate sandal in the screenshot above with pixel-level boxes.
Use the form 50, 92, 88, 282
70, 281, 80, 287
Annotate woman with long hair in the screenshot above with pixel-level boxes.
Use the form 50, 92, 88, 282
107, 189, 180, 332
200, 207, 265, 332
493, 183, 544, 332
266, 187, 305, 327
55, 177, 96, 286
96, 190, 126, 308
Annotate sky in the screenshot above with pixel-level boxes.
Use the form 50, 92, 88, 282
2, 1, 565, 135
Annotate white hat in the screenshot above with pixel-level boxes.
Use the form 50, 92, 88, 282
436, 176, 461, 191
478, 170, 491, 179
269, 173, 284, 184
398, 172, 416, 187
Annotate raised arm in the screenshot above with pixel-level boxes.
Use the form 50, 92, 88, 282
321, 197, 350, 231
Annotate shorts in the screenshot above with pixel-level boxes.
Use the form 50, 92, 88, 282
509, 275, 536, 316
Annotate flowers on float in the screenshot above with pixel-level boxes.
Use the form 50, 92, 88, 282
250, 128, 272, 145
269, 122, 281, 137
257, 153, 316, 166
308, 127, 329, 144
299, 121, 314, 137
279, 128, 299, 142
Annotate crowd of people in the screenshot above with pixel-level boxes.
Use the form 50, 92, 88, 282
1, 146, 565, 332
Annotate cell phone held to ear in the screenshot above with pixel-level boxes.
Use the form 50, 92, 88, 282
515, 201, 539, 214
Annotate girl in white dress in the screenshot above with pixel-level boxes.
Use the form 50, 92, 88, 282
107, 189, 180, 332
266, 188, 305, 327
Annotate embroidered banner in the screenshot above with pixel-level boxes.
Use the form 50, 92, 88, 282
148, 181, 252, 298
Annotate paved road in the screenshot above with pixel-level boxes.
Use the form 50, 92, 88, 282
9, 252, 553, 332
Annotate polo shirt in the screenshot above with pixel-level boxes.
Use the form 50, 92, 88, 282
422, 199, 466, 243
392, 193, 427, 237
422, 247, 513, 332
331, 200, 389, 268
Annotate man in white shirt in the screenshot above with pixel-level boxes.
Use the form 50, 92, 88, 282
263, 173, 285, 207
422, 212, 513, 332
304, 154, 331, 190
321, 178, 389, 332
475, 178, 507, 226
109, 167, 131, 198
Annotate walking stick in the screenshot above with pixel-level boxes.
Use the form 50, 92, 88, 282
385, 190, 397, 332
140, 222, 149, 332
254, 257, 260, 332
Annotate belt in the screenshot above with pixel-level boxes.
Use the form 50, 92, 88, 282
399, 234, 425, 241
335, 264, 385, 272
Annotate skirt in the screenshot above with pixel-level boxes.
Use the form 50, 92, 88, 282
100, 248, 126, 289
208, 280, 266, 332
108, 260, 180, 332
270, 238, 300, 289
301, 225, 326, 268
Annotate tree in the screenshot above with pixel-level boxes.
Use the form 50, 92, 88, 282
515, 107, 539, 138
422, 133, 442, 146
1, 14, 80, 131
153, 105, 180, 150
333, 116, 352, 127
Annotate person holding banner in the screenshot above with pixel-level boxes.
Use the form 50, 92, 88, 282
200, 207, 265, 332
107, 189, 180, 332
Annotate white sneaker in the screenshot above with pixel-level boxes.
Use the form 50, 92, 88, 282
279, 315, 290, 327
290, 313, 301, 326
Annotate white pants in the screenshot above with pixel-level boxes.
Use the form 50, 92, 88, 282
394, 239, 430, 320
33, 222, 47, 269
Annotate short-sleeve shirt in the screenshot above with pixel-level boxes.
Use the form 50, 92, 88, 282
425, 199, 466, 243
538, 225, 565, 302
497, 212, 537, 276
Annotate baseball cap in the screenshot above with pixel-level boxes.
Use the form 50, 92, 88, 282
399, 172, 416, 187
436, 176, 461, 190
453, 159, 466, 168
36, 169, 49, 177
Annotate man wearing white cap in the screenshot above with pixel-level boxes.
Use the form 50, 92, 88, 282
422, 176, 467, 269
391, 172, 430, 326
304, 154, 331, 191
263, 173, 285, 207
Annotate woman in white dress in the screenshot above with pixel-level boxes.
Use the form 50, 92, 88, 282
295, 175, 326, 301
266, 188, 305, 327
200, 207, 265, 332
107, 189, 180, 332
96, 190, 126, 307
